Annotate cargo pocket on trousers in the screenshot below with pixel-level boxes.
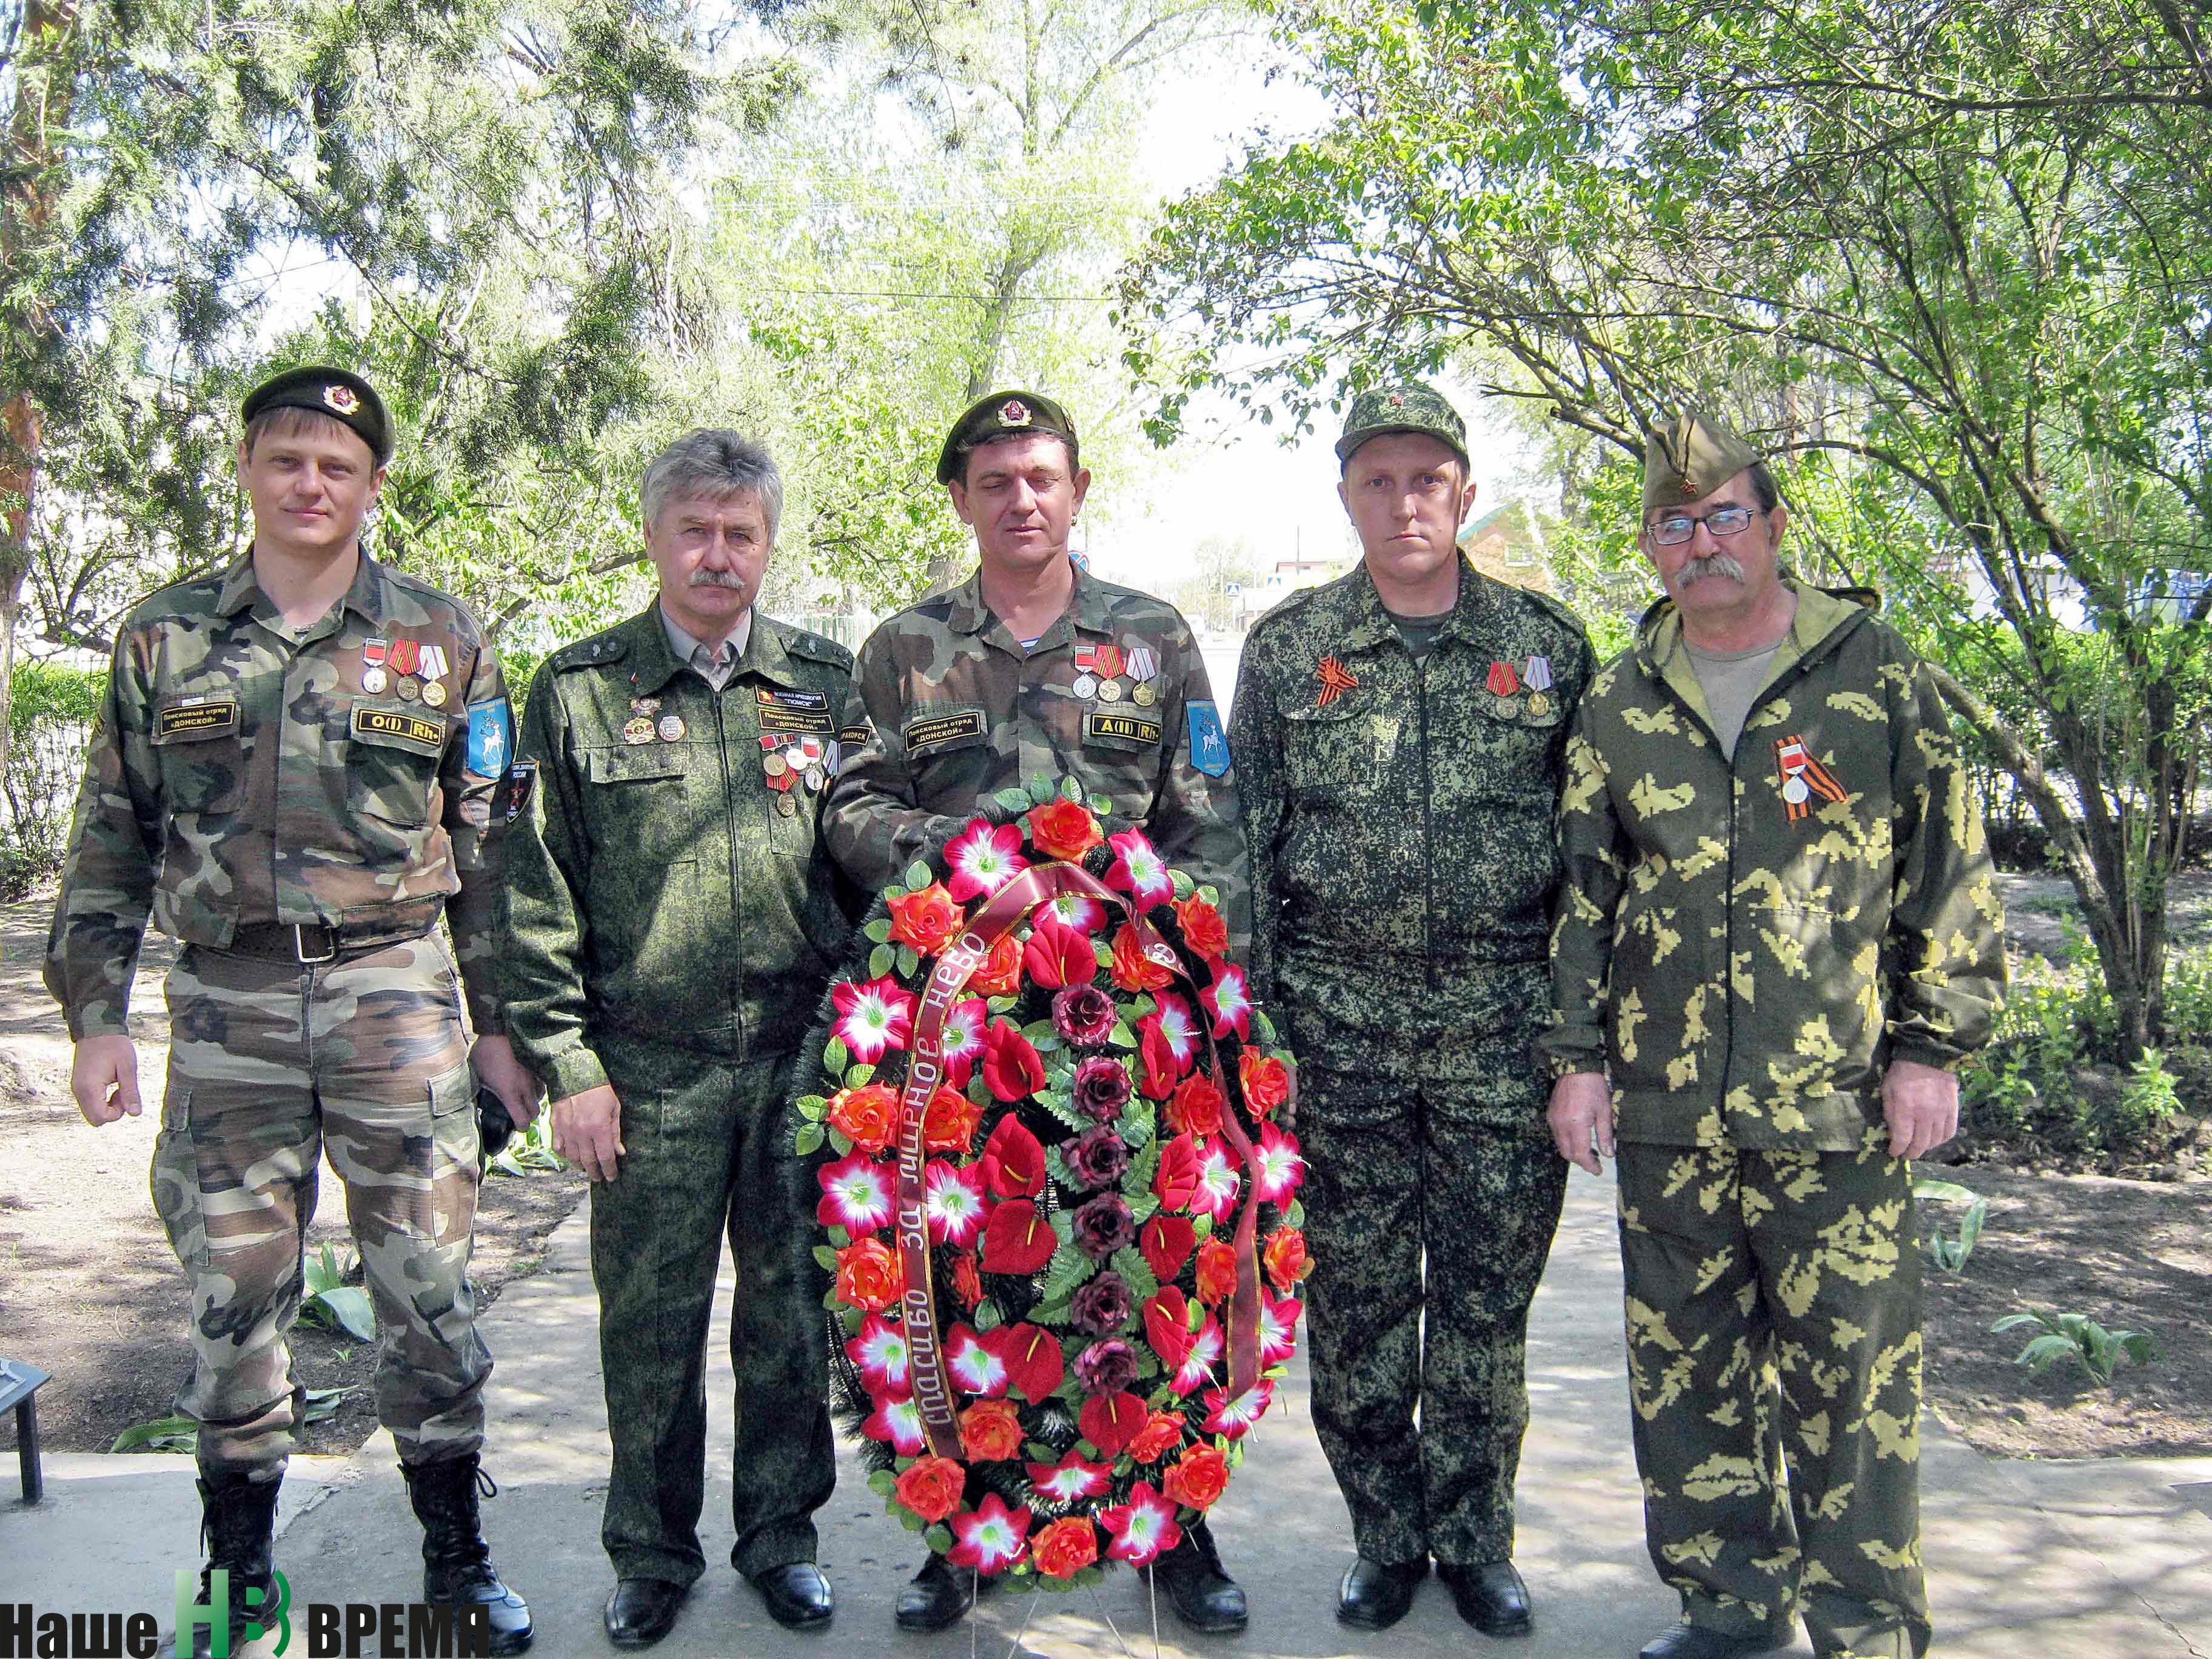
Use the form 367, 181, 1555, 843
427, 1061, 481, 1234
150, 1083, 207, 1271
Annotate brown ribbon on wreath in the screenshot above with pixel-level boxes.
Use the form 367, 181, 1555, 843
893, 857, 1268, 1463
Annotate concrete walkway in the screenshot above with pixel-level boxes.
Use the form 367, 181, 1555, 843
7, 1170, 2210, 1657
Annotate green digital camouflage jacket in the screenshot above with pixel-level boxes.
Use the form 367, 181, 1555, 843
1543, 581, 2006, 1148
45, 549, 511, 1039
1229, 555, 1593, 1075
499, 605, 857, 1103
822, 563, 1250, 946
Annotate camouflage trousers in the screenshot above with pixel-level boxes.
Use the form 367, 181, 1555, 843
1618, 1131, 1929, 1659
150, 937, 489, 1481
1298, 1060, 1567, 1566
588, 1037, 834, 1586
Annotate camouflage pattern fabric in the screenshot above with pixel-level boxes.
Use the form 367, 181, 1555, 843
822, 563, 1251, 951
1618, 1133, 1929, 1659
45, 548, 510, 1039
1297, 1050, 1566, 1567
499, 605, 859, 1102
150, 936, 488, 1478
1544, 581, 2006, 1147
1228, 554, 1594, 1076
586, 1038, 835, 1586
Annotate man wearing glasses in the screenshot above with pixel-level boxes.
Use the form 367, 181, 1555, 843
1544, 412, 2002, 1659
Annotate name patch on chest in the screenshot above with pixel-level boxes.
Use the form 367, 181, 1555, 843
1084, 711, 1162, 746
156, 699, 239, 739
903, 708, 986, 752
756, 686, 829, 710
353, 706, 446, 749
755, 702, 834, 734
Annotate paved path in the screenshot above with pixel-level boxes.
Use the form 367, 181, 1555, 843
8, 1170, 2210, 1656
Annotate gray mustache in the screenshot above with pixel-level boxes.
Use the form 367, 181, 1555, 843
1677, 554, 1746, 585
689, 569, 749, 589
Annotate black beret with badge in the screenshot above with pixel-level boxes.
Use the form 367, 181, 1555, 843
241, 366, 394, 465
936, 389, 1080, 484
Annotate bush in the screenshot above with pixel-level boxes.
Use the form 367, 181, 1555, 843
2, 661, 106, 899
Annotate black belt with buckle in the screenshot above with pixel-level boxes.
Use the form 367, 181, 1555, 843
221, 920, 420, 965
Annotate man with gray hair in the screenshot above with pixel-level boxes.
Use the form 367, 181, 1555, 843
501, 429, 859, 1647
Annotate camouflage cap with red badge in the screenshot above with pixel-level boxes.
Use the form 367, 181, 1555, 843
241, 365, 394, 464
1642, 409, 1763, 511
935, 389, 1080, 484
1334, 380, 1469, 469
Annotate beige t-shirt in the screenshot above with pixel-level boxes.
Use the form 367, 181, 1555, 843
1686, 638, 1783, 760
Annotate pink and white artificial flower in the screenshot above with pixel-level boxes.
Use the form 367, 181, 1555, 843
1100, 1480, 1183, 1567
939, 997, 988, 1089
1043, 891, 1105, 933
1104, 829, 1174, 908
1200, 961, 1252, 1041
947, 1492, 1032, 1575
831, 975, 915, 1064
861, 1392, 927, 1456
925, 1159, 987, 1248
1252, 1122, 1305, 1205
1024, 1450, 1113, 1504
1190, 1138, 1242, 1221
816, 1150, 896, 1235
1170, 1316, 1225, 1396
1202, 1378, 1276, 1439
1150, 992, 1199, 1067
845, 1313, 911, 1392
1258, 1290, 1303, 1369
945, 1324, 1010, 1397
944, 819, 1028, 902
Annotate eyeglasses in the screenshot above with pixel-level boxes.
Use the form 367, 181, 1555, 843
1646, 506, 1760, 547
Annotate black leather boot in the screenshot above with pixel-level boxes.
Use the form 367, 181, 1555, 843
1148, 1518, 1248, 1634
179, 1473, 281, 1658
403, 1454, 534, 1655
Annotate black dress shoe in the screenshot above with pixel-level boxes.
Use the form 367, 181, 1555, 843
1438, 1560, 1533, 1637
1638, 1620, 1794, 1659
752, 1562, 833, 1630
603, 1579, 685, 1649
1147, 1520, 1248, 1634
1337, 1557, 1428, 1631
894, 1555, 974, 1632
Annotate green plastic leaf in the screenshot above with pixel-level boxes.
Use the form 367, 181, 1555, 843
974, 1300, 1004, 1332
1108, 1021, 1138, 1050
863, 918, 893, 944
797, 1094, 827, 1121
1285, 1198, 1305, 1229
995, 787, 1034, 813
1030, 1299, 1073, 1327
868, 1468, 898, 1498
988, 996, 1019, 1014
813, 1245, 840, 1270
1111, 1245, 1159, 1302
1093, 940, 1116, 968
794, 1123, 825, 1155
1170, 870, 1195, 899
823, 1037, 850, 1074
924, 1524, 955, 1553
1061, 776, 1086, 802
846, 1064, 877, 1087
828, 1225, 851, 1249
1198, 884, 1219, 907
905, 860, 935, 890
869, 943, 896, 979
1089, 794, 1113, 816
897, 943, 921, 977
827, 1128, 853, 1156
1028, 774, 1057, 805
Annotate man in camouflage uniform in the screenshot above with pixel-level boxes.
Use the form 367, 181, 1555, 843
1544, 411, 2005, 1659
1230, 383, 1590, 1637
500, 431, 854, 1647
46, 366, 537, 1656
822, 389, 1252, 1634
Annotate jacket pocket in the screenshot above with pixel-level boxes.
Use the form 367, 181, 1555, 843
151, 706, 249, 816
348, 702, 448, 828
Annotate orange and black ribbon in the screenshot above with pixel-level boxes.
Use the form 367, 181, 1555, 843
1772, 733, 1848, 822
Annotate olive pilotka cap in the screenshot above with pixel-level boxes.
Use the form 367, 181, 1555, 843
1334, 381, 1470, 469
936, 390, 1080, 484
1643, 409, 1762, 511
241, 366, 393, 464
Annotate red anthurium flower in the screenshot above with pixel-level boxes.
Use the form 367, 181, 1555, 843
925, 1159, 987, 1248
830, 975, 916, 1063
1138, 1019, 1179, 1099
1200, 962, 1252, 1041
1252, 1122, 1305, 1204
1110, 923, 1176, 993
938, 997, 988, 1089
1027, 797, 1104, 862
1139, 1213, 1196, 1281
980, 1199, 1056, 1274
946, 1492, 1031, 1575
1143, 1287, 1195, 1373
1153, 1132, 1203, 1213
816, 1150, 895, 1234
945, 819, 1029, 902
986, 1322, 1066, 1403
1202, 1378, 1276, 1440
1104, 829, 1175, 907
982, 1019, 1047, 1102
1190, 1136, 1242, 1222
845, 1313, 910, 1393
945, 1323, 1009, 1398
1170, 1316, 1224, 1397
979, 1114, 1046, 1198
1100, 1480, 1184, 1567
860, 1391, 927, 1457
1078, 1390, 1147, 1457
1259, 1289, 1303, 1368
1022, 912, 1098, 989
1024, 1450, 1113, 1504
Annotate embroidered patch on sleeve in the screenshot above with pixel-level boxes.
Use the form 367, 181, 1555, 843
1186, 699, 1230, 777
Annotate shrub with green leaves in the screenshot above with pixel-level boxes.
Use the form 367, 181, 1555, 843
1913, 1179, 1987, 1273
3, 661, 106, 896
1991, 1310, 2159, 1386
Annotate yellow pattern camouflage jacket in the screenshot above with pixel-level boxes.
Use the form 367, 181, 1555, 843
1543, 582, 2005, 1148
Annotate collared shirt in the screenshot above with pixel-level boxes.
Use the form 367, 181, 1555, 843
45, 547, 510, 1037
660, 605, 754, 690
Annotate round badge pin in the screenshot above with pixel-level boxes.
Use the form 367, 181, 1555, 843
1096, 679, 1124, 703
1783, 776, 1811, 805
623, 717, 655, 745
785, 745, 805, 769
805, 766, 826, 793
632, 697, 660, 716
1489, 694, 1518, 722
658, 714, 686, 743
422, 682, 448, 708
361, 667, 387, 695
396, 677, 421, 702
763, 753, 788, 777
1072, 672, 1098, 700
1131, 682, 1156, 707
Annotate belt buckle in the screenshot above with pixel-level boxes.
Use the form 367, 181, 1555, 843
293, 923, 337, 965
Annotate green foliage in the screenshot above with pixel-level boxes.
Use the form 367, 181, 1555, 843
1991, 1310, 2159, 1386
487, 1108, 569, 1177
1, 662, 105, 895
298, 1244, 377, 1342
110, 1387, 349, 1453
1912, 1180, 1986, 1273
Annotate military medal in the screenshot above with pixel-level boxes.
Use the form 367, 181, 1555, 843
362, 637, 390, 695
1094, 643, 1126, 680
1127, 645, 1159, 682
776, 793, 799, 817
1524, 655, 1553, 690
421, 681, 447, 708
623, 716, 655, 745
418, 644, 450, 682
764, 752, 788, 777
390, 638, 421, 677
1486, 660, 1521, 697
1096, 677, 1124, 703
805, 767, 826, 793
1773, 734, 1847, 822
362, 667, 388, 695
397, 676, 421, 702
1073, 672, 1098, 700
650, 714, 680, 742
1131, 682, 1156, 706
1525, 691, 1550, 717
1316, 656, 1359, 708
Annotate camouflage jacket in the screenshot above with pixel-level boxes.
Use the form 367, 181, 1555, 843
822, 563, 1250, 947
1543, 581, 2006, 1148
45, 549, 510, 1039
1229, 555, 1593, 1074
500, 605, 857, 1101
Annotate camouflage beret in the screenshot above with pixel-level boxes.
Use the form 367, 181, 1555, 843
936, 390, 1079, 485
1643, 409, 1761, 511
1335, 381, 1469, 468
242, 366, 392, 464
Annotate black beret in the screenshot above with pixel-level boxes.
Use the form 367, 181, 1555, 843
935, 390, 1079, 485
241, 366, 392, 464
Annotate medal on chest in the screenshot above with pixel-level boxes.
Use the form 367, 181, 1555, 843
1772, 733, 1848, 822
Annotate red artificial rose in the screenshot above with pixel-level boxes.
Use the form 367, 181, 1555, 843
1029, 799, 1104, 862
1110, 923, 1175, 993
1153, 1132, 1203, 1212
1078, 1390, 1146, 1457
922, 1087, 982, 1153
960, 1398, 1025, 1462
968, 932, 1023, 997
827, 1083, 899, 1154
1163, 1446, 1230, 1511
1139, 1020, 1179, 1101
1264, 1225, 1310, 1292
888, 881, 964, 956
1238, 1050, 1291, 1119
1127, 1410, 1185, 1464
979, 1115, 1046, 1198
951, 1251, 985, 1309
1165, 1073, 1225, 1139
1140, 1214, 1196, 1281
1143, 1287, 1195, 1372
1173, 894, 1230, 959
980, 1200, 1057, 1274
835, 1237, 903, 1312
982, 1019, 1047, 1102
1031, 1517, 1101, 1580
1195, 1236, 1239, 1306
1023, 914, 1098, 990
987, 1322, 1065, 1403
894, 1454, 966, 1523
